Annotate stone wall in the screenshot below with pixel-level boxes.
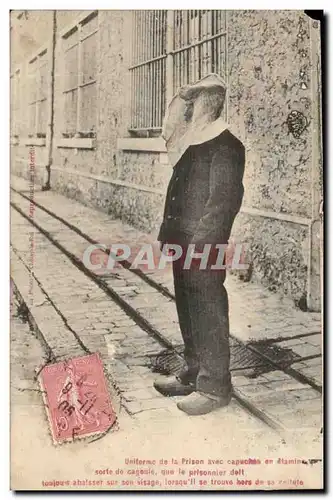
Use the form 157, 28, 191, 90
51, 10, 129, 206
10, 10, 54, 185
228, 10, 313, 217
226, 10, 320, 308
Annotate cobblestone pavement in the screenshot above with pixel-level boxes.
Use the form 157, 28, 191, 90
10, 175, 323, 441
11, 299, 323, 490
10, 293, 47, 407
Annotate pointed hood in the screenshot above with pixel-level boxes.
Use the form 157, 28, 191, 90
162, 74, 229, 167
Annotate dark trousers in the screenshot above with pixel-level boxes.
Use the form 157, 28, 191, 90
173, 258, 231, 397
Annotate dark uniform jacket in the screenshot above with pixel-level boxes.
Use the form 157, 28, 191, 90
158, 130, 245, 247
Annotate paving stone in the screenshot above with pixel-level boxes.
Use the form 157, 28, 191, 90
237, 384, 273, 397
113, 319, 137, 327
104, 332, 127, 341
251, 391, 304, 410
290, 343, 321, 358
86, 328, 111, 335
121, 356, 151, 367
231, 375, 253, 387
266, 407, 322, 430
260, 370, 291, 381
135, 397, 174, 411
121, 339, 159, 350
135, 408, 174, 421
306, 334, 322, 348
107, 360, 132, 374
265, 380, 307, 391
297, 366, 323, 381
131, 366, 152, 375
112, 326, 146, 336
247, 374, 271, 384
290, 388, 321, 401
290, 361, 308, 369
122, 400, 143, 414
282, 414, 322, 430
117, 379, 154, 391
278, 339, 306, 348
293, 357, 322, 368
121, 388, 157, 401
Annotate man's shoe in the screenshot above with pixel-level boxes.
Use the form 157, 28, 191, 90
177, 391, 232, 416
153, 376, 195, 397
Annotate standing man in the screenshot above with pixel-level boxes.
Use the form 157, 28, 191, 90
154, 74, 245, 416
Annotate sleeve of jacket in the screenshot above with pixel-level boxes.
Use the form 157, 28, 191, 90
191, 133, 245, 246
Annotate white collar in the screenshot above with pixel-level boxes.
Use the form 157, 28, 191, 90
166, 118, 229, 167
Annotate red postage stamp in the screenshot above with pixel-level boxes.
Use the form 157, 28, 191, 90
39, 353, 116, 444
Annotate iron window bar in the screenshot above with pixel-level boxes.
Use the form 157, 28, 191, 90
61, 12, 98, 138
129, 10, 227, 133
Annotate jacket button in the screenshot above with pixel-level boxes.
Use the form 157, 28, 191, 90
167, 215, 173, 219
171, 196, 176, 201
175, 177, 179, 181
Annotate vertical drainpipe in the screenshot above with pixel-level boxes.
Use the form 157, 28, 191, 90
43, 10, 56, 191
307, 18, 322, 312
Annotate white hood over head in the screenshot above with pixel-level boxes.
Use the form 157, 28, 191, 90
162, 73, 229, 167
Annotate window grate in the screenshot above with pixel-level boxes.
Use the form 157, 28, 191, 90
130, 10, 228, 133
130, 10, 167, 131
28, 52, 48, 138
62, 11, 98, 138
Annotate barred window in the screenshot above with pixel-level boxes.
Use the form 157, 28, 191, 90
28, 50, 48, 138
130, 10, 227, 135
62, 11, 98, 138
10, 69, 21, 137
130, 11, 167, 134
